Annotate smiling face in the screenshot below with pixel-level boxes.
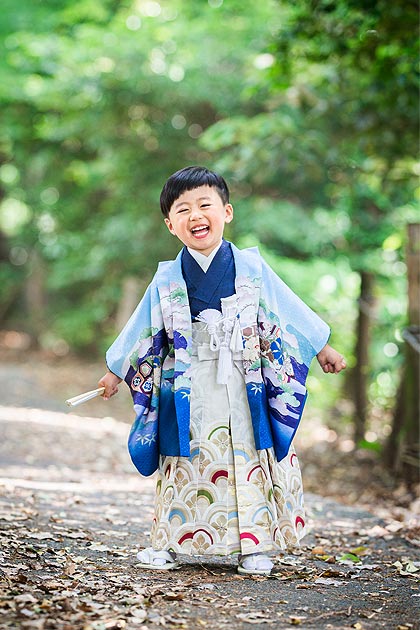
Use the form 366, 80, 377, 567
164, 185, 233, 256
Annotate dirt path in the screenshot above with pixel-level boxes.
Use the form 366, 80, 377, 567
0, 355, 419, 629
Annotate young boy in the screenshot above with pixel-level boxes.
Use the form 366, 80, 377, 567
99, 166, 345, 574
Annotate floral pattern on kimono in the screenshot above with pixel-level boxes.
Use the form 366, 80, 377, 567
106, 243, 330, 477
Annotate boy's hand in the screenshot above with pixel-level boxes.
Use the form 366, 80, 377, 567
316, 344, 346, 374
98, 371, 122, 400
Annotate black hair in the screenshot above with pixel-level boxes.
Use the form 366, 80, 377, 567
160, 165, 230, 217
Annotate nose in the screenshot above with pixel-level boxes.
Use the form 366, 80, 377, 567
189, 206, 203, 220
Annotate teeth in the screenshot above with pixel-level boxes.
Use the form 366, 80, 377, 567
191, 226, 208, 233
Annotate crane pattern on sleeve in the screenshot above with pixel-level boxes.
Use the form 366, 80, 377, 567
106, 244, 330, 477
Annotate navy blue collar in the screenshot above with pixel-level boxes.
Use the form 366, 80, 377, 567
181, 240, 235, 316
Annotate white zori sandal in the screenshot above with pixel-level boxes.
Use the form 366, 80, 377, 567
237, 553, 274, 575
136, 547, 179, 570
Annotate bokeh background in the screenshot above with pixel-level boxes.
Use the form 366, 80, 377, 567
0, 0, 418, 483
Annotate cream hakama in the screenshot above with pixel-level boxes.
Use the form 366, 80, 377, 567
105, 243, 330, 557
151, 296, 306, 556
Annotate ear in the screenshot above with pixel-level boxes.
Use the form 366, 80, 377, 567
224, 203, 234, 223
164, 217, 177, 235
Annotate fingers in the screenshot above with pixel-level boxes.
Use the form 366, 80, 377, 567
318, 347, 346, 374
98, 372, 121, 400
322, 358, 346, 374
103, 387, 118, 401
333, 356, 347, 374
103, 384, 119, 400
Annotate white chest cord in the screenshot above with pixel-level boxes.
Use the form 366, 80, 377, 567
194, 312, 243, 385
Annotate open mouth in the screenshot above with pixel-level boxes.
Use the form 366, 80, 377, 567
191, 225, 209, 238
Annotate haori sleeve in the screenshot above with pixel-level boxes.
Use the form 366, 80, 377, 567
106, 283, 154, 380
105, 280, 168, 391
260, 257, 330, 358
106, 279, 168, 477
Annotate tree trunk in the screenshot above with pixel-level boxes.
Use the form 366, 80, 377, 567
353, 271, 376, 443
385, 224, 420, 486
24, 250, 47, 345
115, 276, 143, 332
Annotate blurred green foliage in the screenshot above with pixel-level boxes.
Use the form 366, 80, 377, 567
0, 0, 418, 429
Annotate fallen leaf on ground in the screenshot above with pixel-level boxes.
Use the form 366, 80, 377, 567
314, 577, 343, 587
336, 553, 362, 565
29, 532, 58, 540
129, 608, 147, 621
289, 616, 306, 625
385, 521, 404, 533
393, 560, 419, 576
311, 546, 325, 554
365, 525, 392, 538
236, 612, 274, 624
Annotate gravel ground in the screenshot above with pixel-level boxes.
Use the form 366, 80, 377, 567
0, 350, 419, 629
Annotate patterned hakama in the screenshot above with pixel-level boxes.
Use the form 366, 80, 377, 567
151, 314, 306, 556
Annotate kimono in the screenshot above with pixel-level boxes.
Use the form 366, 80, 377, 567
106, 242, 330, 554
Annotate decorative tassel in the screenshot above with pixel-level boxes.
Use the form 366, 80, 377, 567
230, 317, 243, 352
217, 344, 233, 384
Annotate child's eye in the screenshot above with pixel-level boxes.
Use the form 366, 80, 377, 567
201, 204, 211, 208
177, 208, 188, 213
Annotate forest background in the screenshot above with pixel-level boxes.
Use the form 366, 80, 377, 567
0, 0, 418, 481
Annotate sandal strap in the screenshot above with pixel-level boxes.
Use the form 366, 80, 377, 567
154, 550, 176, 562
137, 548, 176, 565
239, 553, 273, 571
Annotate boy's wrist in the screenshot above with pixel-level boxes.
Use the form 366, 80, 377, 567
317, 343, 329, 358
106, 370, 122, 382
100, 371, 122, 386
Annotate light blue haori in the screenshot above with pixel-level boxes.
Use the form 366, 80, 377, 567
106, 243, 330, 476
